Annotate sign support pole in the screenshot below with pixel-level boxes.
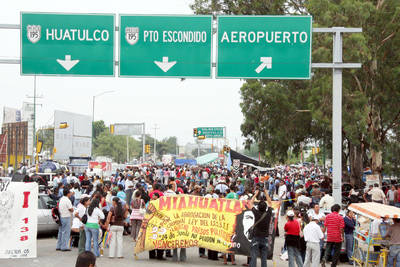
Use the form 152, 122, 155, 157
312, 27, 362, 205
142, 123, 146, 163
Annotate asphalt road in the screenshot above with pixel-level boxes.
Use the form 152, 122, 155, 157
0, 215, 351, 267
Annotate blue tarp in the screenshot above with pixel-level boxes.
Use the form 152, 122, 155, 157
174, 159, 197, 166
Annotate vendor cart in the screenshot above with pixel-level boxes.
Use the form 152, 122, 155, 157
348, 202, 400, 267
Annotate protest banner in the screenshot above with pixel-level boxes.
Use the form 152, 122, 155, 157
0, 179, 38, 258
134, 195, 279, 258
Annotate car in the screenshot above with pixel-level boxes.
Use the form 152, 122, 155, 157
37, 193, 59, 234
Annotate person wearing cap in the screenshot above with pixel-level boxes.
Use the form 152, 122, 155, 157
303, 215, 324, 267
284, 210, 303, 267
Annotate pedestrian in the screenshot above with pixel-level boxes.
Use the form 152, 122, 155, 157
84, 198, 104, 257
344, 210, 356, 265
56, 188, 74, 251
125, 176, 134, 207
278, 180, 288, 216
319, 193, 335, 211
284, 210, 303, 267
383, 218, 400, 267
248, 188, 273, 267
303, 216, 324, 267
321, 204, 344, 267
368, 183, 386, 204
106, 197, 128, 258
75, 196, 91, 253
387, 185, 396, 206
75, 251, 96, 267
130, 191, 145, 242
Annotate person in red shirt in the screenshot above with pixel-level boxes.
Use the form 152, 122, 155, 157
321, 204, 345, 267
284, 210, 303, 267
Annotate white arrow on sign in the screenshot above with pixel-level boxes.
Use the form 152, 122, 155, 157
255, 57, 272, 73
56, 55, 80, 71
154, 57, 177, 73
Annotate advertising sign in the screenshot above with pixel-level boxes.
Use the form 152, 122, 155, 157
0, 179, 38, 258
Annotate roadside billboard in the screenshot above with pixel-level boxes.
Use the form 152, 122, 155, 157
53, 110, 92, 160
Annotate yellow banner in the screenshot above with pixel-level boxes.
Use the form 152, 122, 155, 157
134, 195, 280, 255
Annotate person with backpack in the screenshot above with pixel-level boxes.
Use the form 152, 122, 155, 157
84, 198, 104, 257
56, 189, 74, 251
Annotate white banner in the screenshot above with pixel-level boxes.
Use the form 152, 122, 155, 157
0, 180, 38, 258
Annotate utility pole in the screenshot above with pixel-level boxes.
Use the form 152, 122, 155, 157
91, 90, 115, 158
152, 124, 160, 162
26, 76, 43, 167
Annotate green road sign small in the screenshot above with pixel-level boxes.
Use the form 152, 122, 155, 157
119, 15, 212, 78
197, 127, 224, 138
21, 12, 115, 76
217, 16, 312, 79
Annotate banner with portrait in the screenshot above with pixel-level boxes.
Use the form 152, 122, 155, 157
134, 195, 279, 258
0, 179, 38, 258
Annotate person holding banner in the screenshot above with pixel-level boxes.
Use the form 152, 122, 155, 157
248, 188, 273, 267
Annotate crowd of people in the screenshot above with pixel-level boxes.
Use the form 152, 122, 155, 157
36, 163, 400, 267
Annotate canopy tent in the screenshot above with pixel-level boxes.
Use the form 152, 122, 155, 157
348, 202, 400, 220
196, 153, 219, 165
229, 149, 263, 166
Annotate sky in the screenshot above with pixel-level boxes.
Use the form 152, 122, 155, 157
0, 0, 245, 149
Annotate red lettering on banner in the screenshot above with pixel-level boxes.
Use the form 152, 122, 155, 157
178, 197, 187, 209
188, 196, 198, 208
198, 198, 208, 209
20, 227, 29, 233
225, 200, 234, 213
22, 191, 30, 208
159, 197, 171, 211
22, 218, 28, 224
218, 198, 227, 212
233, 200, 243, 214
172, 197, 178, 209
209, 199, 219, 211
20, 236, 28, 241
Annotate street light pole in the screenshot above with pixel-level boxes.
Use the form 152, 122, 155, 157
91, 90, 115, 158
152, 124, 160, 162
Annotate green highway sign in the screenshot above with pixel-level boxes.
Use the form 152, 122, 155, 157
216, 16, 312, 79
197, 127, 224, 138
21, 13, 115, 76
119, 15, 212, 78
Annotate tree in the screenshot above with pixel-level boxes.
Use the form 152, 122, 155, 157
191, 0, 400, 185
93, 120, 107, 140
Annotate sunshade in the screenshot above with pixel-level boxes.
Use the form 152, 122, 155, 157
196, 153, 219, 165
348, 202, 400, 220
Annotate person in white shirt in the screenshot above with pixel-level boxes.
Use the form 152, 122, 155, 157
297, 191, 312, 207
84, 198, 105, 257
73, 196, 90, 253
278, 180, 287, 216
125, 176, 134, 208
319, 193, 335, 211
56, 189, 74, 251
53, 175, 60, 188
307, 204, 325, 224
303, 216, 324, 267
164, 184, 176, 196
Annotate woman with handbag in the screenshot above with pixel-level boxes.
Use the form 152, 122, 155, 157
106, 197, 128, 258
130, 191, 145, 242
